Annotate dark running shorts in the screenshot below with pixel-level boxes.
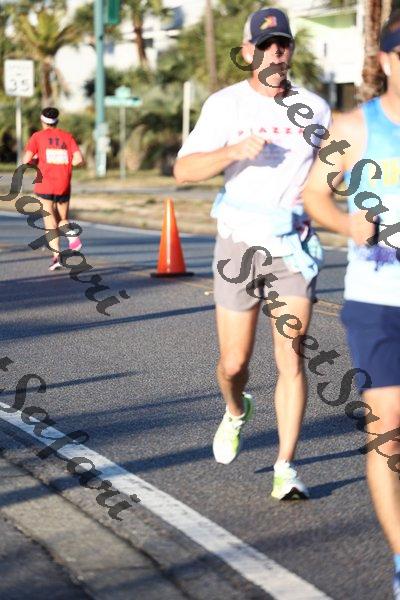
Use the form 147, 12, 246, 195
37, 193, 70, 203
341, 300, 400, 390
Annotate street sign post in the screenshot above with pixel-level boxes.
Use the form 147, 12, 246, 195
93, 122, 109, 178
95, 0, 106, 177
4, 59, 34, 165
105, 87, 142, 179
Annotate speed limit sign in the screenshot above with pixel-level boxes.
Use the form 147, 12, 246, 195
4, 59, 34, 97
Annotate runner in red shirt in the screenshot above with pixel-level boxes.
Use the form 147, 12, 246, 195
22, 107, 84, 271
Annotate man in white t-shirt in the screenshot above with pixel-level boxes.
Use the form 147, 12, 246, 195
174, 7, 331, 500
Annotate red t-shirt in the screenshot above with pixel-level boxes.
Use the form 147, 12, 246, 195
25, 128, 80, 195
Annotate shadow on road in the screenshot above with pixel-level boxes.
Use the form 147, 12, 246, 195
255, 448, 361, 474
309, 476, 365, 499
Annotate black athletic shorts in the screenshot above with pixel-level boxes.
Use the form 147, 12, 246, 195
37, 193, 70, 203
341, 300, 400, 390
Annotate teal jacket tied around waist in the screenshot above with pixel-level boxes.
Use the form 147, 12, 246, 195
213, 188, 323, 283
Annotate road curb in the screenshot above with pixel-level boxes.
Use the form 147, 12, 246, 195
0, 426, 269, 600
0, 450, 187, 600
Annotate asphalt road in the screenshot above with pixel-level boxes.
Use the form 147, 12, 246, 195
0, 211, 393, 600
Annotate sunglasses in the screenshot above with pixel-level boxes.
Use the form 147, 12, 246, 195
257, 37, 293, 51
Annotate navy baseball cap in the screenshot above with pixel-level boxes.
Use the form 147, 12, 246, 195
244, 8, 293, 47
380, 10, 400, 52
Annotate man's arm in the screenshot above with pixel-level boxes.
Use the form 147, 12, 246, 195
303, 117, 375, 245
22, 150, 34, 164
174, 135, 265, 184
22, 133, 38, 165
72, 150, 84, 167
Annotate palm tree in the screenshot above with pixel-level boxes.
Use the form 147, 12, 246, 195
14, 8, 83, 106
124, 0, 168, 68
358, 0, 392, 101
158, 1, 320, 90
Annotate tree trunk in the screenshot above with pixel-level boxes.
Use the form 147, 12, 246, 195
133, 12, 148, 68
204, 0, 218, 92
381, 0, 393, 23
41, 59, 54, 107
358, 0, 391, 102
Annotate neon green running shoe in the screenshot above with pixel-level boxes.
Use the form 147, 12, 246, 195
271, 461, 309, 500
212, 393, 254, 465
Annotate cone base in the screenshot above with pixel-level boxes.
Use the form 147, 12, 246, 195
150, 271, 194, 278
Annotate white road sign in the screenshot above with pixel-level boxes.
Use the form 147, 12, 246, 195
4, 59, 34, 97
105, 96, 142, 107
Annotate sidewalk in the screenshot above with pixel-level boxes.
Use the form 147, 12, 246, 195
0, 455, 186, 600
0, 508, 89, 600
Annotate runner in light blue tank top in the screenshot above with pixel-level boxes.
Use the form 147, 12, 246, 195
303, 11, 400, 598
343, 96, 400, 308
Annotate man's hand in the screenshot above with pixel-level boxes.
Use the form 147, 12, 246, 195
228, 135, 266, 161
349, 211, 376, 246
72, 151, 84, 167
174, 135, 266, 183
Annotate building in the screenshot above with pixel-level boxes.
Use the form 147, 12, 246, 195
57, 0, 205, 111
280, 0, 363, 109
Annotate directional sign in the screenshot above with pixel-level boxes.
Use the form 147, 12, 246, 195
115, 85, 131, 99
4, 59, 34, 97
105, 0, 120, 25
105, 96, 142, 107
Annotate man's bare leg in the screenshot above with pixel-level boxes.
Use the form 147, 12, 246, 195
41, 199, 60, 257
269, 296, 312, 462
56, 200, 70, 231
57, 200, 82, 249
216, 304, 259, 416
364, 386, 400, 554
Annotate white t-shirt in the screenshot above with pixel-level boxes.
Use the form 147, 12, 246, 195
178, 80, 331, 256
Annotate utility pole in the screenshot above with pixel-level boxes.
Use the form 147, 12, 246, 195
204, 0, 218, 92
119, 104, 126, 179
94, 0, 107, 177
16, 96, 22, 164
182, 81, 191, 143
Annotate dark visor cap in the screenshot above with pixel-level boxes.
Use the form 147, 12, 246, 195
248, 8, 293, 47
380, 23, 400, 52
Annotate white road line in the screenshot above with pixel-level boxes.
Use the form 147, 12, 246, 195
0, 212, 193, 237
0, 211, 23, 218
0, 401, 331, 600
80, 221, 162, 236
0, 212, 345, 248
81, 221, 194, 238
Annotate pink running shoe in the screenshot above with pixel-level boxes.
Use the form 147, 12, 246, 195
69, 237, 83, 251
49, 256, 62, 271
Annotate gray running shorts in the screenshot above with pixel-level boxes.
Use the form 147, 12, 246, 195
212, 234, 316, 312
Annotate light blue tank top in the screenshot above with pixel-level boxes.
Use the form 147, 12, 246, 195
343, 97, 400, 307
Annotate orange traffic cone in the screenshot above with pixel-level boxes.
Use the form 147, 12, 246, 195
151, 198, 194, 277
